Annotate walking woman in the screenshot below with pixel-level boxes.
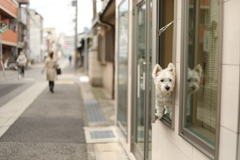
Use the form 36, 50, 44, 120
16, 51, 27, 77
42, 51, 57, 93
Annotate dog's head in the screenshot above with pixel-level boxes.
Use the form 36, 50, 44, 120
152, 63, 175, 93
187, 64, 202, 94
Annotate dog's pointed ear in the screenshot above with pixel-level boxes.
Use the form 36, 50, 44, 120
167, 63, 175, 75
194, 64, 203, 77
152, 64, 162, 79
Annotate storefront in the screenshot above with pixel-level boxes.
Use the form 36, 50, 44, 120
115, 0, 240, 160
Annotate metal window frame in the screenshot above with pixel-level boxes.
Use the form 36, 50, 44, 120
151, 0, 176, 130
179, 0, 223, 159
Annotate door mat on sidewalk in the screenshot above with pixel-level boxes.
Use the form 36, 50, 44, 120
84, 126, 118, 143
84, 99, 106, 122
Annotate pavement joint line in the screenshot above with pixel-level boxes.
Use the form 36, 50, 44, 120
0, 82, 47, 138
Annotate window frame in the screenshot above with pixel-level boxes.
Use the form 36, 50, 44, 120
179, 0, 223, 159
154, 0, 176, 129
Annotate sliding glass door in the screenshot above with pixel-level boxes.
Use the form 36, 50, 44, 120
132, 1, 152, 159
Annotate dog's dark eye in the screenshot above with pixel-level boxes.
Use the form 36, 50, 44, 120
169, 79, 172, 82
160, 79, 164, 82
187, 79, 191, 82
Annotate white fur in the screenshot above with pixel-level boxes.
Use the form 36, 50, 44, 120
186, 64, 203, 116
152, 63, 175, 119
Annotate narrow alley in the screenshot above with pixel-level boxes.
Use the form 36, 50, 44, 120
0, 59, 128, 160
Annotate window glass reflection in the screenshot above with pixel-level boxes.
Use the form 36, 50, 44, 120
183, 0, 219, 148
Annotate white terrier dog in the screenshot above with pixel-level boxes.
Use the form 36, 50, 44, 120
186, 64, 203, 116
152, 63, 175, 119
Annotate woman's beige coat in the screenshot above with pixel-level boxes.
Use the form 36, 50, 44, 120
42, 57, 57, 81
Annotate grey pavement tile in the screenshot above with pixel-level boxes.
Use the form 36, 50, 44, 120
0, 117, 86, 144
21, 83, 83, 119
0, 83, 31, 108
0, 84, 23, 98
0, 142, 88, 160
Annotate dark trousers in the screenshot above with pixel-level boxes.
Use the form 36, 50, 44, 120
49, 81, 54, 90
20, 66, 24, 75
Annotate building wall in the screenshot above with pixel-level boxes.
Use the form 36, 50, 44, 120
88, 48, 103, 86
29, 10, 43, 63
0, 0, 18, 18
115, 0, 240, 160
102, 62, 113, 96
0, 0, 18, 65
152, 0, 240, 160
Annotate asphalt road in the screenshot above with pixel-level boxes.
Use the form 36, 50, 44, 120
0, 59, 88, 160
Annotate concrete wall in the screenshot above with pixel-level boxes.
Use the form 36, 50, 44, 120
29, 10, 43, 63
102, 62, 113, 96
88, 48, 102, 86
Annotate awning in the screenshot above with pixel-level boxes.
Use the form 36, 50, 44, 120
100, 0, 115, 25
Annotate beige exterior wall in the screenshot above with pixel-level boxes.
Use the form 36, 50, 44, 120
102, 62, 113, 96
88, 40, 103, 86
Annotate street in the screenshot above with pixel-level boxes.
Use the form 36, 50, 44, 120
0, 59, 128, 160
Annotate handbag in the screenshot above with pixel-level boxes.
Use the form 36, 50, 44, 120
56, 67, 61, 75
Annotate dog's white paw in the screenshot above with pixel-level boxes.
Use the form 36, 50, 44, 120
169, 112, 172, 120
155, 113, 163, 119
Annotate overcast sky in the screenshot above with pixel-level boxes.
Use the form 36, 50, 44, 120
29, 0, 94, 36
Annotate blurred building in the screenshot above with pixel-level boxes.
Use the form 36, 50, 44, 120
77, 31, 91, 69
16, 0, 29, 59
0, 0, 18, 66
43, 28, 57, 59
63, 36, 74, 57
29, 9, 43, 63
56, 32, 65, 58
89, 0, 115, 98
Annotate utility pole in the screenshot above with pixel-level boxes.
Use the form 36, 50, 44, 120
26, 4, 30, 68
75, 0, 78, 54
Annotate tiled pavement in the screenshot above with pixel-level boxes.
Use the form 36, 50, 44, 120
0, 60, 129, 160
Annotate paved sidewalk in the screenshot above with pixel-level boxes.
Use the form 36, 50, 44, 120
0, 60, 129, 160
79, 75, 129, 160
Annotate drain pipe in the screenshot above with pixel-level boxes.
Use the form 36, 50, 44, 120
98, 14, 113, 30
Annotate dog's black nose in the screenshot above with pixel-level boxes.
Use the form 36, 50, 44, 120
192, 86, 195, 90
165, 86, 170, 91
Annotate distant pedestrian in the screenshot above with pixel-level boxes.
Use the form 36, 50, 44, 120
16, 51, 27, 77
68, 55, 72, 66
42, 51, 58, 93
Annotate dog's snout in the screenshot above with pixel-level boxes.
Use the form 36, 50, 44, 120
165, 86, 170, 91
192, 86, 195, 90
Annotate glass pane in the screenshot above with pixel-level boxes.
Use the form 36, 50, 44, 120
147, 1, 152, 159
135, 3, 146, 153
183, 0, 219, 148
158, 0, 174, 68
117, 0, 128, 135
